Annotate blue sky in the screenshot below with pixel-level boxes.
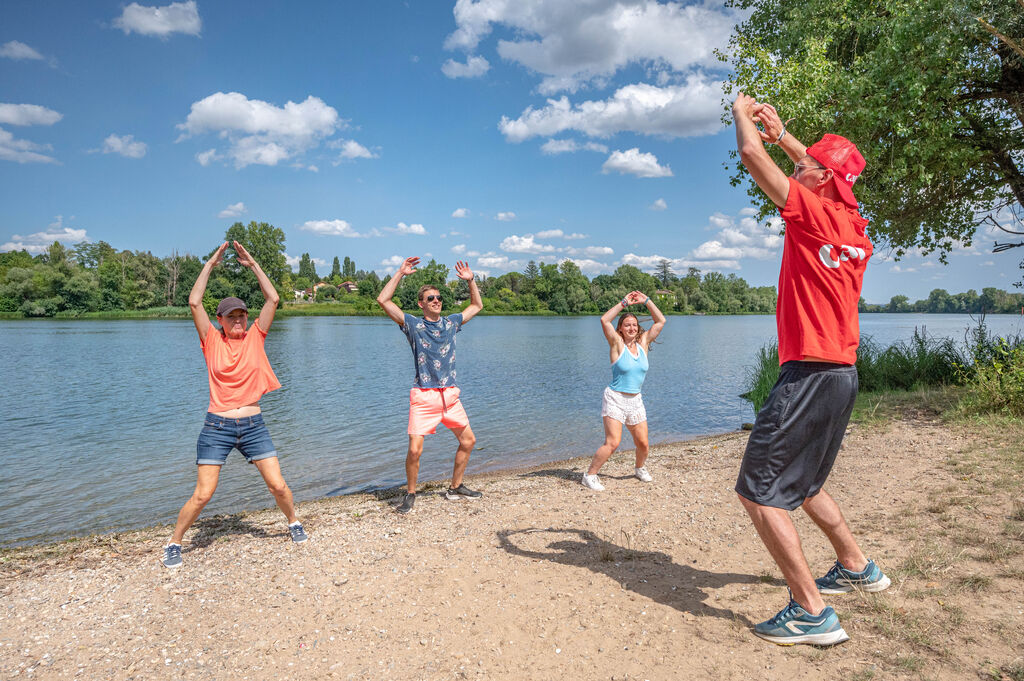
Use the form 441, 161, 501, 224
0, 0, 1016, 303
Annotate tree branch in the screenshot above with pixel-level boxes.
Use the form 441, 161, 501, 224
977, 18, 1024, 60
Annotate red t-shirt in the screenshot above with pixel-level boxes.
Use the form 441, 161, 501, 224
776, 177, 872, 365
201, 320, 282, 412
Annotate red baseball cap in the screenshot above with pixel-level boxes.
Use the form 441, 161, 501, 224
806, 134, 865, 209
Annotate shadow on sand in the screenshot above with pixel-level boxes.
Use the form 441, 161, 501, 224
498, 527, 774, 626
189, 513, 274, 550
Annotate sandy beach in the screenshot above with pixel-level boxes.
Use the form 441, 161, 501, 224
2, 405, 1022, 680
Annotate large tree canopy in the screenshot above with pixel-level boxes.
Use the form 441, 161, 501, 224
723, 0, 1023, 261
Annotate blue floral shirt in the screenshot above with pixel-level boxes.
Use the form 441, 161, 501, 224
400, 313, 463, 388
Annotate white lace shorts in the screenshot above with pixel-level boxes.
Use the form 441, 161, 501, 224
601, 386, 647, 425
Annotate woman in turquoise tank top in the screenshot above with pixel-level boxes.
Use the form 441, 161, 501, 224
582, 290, 666, 491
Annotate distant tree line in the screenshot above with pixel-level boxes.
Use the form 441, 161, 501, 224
2, 220, 1023, 318
861, 288, 1024, 315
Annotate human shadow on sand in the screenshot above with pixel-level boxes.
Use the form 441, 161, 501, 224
520, 468, 645, 482
497, 527, 767, 625
519, 468, 582, 482
189, 513, 274, 549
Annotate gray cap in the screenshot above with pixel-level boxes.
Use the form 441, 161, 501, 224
216, 297, 247, 316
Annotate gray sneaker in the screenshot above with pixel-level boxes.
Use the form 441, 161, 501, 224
397, 493, 416, 514
288, 522, 308, 543
162, 543, 183, 569
445, 484, 482, 500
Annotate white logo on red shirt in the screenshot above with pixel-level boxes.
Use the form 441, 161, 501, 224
818, 244, 866, 269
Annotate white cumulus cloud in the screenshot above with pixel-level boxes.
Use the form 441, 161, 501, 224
451, 244, 467, 254
99, 134, 147, 158
392, 222, 427, 235
500, 234, 556, 254
217, 202, 246, 219
452, 208, 470, 218
299, 219, 364, 237
1, 217, 89, 254
561, 257, 611, 275
496, 211, 516, 221
650, 198, 667, 211
444, 0, 736, 95
0, 41, 46, 62
332, 138, 377, 160
113, 1, 201, 38
177, 91, 341, 168
499, 79, 723, 143
565, 245, 614, 257
619, 210, 785, 274
540, 138, 609, 155
0, 128, 58, 164
602, 148, 672, 178
0, 103, 62, 126
441, 55, 490, 78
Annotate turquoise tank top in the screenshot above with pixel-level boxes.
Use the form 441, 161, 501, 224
609, 344, 648, 394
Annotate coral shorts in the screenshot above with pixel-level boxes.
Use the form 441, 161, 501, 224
408, 386, 470, 436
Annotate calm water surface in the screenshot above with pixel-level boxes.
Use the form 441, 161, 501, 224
2, 313, 1021, 546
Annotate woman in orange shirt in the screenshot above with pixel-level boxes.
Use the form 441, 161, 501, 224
161, 241, 305, 569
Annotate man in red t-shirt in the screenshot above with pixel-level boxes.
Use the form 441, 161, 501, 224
731, 93, 890, 646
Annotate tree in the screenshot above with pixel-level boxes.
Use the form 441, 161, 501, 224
298, 253, 318, 283
224, 221, 288, 285
887, 295, 911, 313
331, 256, 341, 279
524, 261, 540, 280
655, 259, 675, 287
342, 256, 356, 279
723, 0, 1024, 267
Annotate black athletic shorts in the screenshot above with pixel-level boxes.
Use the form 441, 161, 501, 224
735, 361, 858, 510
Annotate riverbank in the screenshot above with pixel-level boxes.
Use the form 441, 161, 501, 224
2, 391, 1021, 680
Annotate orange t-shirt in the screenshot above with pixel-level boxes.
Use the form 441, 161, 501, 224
201, 321, 282, 412
776, 177, 872, 365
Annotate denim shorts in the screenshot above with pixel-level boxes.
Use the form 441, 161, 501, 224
736, 361, 858, 510
196, 412, 278, 466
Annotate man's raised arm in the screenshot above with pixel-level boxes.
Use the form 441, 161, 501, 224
734, 92, 791, 208
376, 256, 419, 324
454, 261, 483, 323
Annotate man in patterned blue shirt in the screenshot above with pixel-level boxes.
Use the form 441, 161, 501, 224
377, 256, 484, 514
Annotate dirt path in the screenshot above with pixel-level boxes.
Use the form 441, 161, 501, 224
2, 413, 1022, 680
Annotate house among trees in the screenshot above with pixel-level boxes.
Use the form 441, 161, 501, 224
339, 281, 358, 293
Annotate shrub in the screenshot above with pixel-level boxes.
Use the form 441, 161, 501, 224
958, 341, 1024, 417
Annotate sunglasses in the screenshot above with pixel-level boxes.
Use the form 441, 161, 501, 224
424, 295, 442, 302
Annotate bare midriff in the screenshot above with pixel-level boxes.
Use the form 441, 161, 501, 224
800, 355, 846, 364
212, 403, 261, 418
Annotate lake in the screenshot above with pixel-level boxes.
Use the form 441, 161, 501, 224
2, 313, 1021, 547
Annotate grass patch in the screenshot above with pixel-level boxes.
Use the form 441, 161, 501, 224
955, 574, 992, 592
894, 654, 925, 672
1012, 499, 1024, 522
988, 663, 1024, 681
893, 542, 957, 581
69, 306, 190, 319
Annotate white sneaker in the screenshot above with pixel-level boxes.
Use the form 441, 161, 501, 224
581, 473, 605, 491
634, 466, 653, 482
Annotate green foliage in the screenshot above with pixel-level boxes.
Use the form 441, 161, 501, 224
741, 341, 781, 412
395, 259, 452, 309
742, 320, 1024, 414
958, 340, 1024, 416
298, 253, 318, 283
723, 0, 1024, 266
856, 330, 967, 392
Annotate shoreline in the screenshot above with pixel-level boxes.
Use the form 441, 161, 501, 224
3, 308, 1020, 321
2, 407, 1021, 680
1, 429, 746, 552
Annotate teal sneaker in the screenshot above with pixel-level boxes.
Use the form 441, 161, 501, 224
753, 600, 850, 646
816, 560, 891, 594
